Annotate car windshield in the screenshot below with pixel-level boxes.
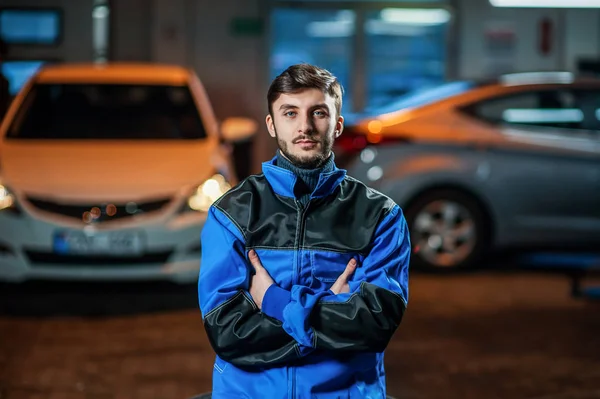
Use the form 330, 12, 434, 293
7, 83, 207, 140
344, 80, 476, 126
368, 80, 475, 114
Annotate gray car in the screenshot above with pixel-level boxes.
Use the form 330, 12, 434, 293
337, 72, 600, 270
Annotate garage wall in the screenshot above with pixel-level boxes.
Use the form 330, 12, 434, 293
456, 0, 600, 79
1, 0, 94, 62
4, 0, 600, 171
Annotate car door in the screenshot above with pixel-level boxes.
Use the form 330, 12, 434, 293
466, 88, 600, 246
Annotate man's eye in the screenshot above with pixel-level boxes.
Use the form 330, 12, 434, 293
314, 110, 327, 117
285, 111, 297, 117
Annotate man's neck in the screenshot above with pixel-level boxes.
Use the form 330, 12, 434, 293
277, 150, 332, 171
275, 150, 335, 204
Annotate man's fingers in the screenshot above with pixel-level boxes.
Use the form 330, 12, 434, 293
330, 259, 358, 294
336, 259, 357, 283
342, 258, 357, 278
248, 249, 263, 270
330, 280, 342, 295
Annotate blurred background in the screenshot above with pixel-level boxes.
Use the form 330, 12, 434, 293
1, 0, 599, 167
0, 1, 599, 398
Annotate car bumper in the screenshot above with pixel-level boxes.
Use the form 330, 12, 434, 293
0, 211, 206, 284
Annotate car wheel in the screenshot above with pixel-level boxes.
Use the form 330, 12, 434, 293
404, 189, 488, 272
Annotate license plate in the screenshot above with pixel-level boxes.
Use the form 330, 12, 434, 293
54, 231, 145, 255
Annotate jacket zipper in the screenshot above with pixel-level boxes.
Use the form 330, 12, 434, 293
292, 199, 311, 399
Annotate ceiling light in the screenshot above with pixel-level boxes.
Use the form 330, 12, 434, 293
380, 8, 451, 25
490, 0, 600, 8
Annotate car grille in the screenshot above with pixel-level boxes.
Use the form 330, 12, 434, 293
25, 196, 172, 223
24, 249, 173, 266
0, 241, 15, 256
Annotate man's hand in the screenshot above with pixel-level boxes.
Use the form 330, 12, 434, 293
330, 258, 357, 295
248, 249, 275, 309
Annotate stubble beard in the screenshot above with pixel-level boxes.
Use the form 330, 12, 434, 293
274, 126, 333, 169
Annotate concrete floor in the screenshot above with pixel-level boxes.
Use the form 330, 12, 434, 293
0, 269, 599, 399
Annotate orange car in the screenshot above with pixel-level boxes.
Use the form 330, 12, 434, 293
0, 63, 255, 283
338, 72, 600, 271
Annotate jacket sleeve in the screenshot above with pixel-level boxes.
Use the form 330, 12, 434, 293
198, 205, 304, 368
261, 204, 410, 352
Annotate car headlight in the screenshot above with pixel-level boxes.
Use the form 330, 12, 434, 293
186, 174, 232, 212
0, 184, 15, 211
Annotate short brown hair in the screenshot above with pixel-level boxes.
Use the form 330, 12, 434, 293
267, 64, 344, 117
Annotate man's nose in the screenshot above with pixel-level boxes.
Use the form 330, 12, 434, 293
298, 113, 315, 133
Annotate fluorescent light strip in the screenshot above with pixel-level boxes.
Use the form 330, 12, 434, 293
306, 21, 355, 38
503, 109, 584, 123
380, 8, 451, 25
490, 0, 600, 7
365, 20, 426, 36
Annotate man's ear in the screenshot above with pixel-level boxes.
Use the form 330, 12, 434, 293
265, 114, 276, 138
335, 115, 344, 138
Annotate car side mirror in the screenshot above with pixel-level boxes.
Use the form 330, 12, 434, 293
220, 117, 257, 143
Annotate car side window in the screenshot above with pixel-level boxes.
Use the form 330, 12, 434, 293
574, 90, 600, 131
463, 89, 599, 132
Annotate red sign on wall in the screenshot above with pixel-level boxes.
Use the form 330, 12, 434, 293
539, 17, 553, 56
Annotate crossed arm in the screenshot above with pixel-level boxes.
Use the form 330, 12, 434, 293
248, 249, 357, 308
198, 205, 410, 368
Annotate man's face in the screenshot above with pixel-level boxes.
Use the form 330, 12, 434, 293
266, 88, 344, 169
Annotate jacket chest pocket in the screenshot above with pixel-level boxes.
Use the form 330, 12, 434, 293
310, 250, 356, 285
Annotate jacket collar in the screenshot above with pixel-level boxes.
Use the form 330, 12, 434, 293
262, 154, 347, 200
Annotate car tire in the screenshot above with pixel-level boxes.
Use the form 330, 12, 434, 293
404, 189, 489, 272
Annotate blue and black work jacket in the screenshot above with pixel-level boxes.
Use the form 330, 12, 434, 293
199, 155, 410, 399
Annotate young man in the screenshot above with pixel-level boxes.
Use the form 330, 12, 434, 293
198, 64, 410, 398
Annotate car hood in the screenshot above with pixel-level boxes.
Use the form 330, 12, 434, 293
0, 140, 221, 202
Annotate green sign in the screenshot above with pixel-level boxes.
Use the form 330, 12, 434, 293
230, 17, 264, 37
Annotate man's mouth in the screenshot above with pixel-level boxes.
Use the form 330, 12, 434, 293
294, 137, 318, 144
294, 139, 319, 150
